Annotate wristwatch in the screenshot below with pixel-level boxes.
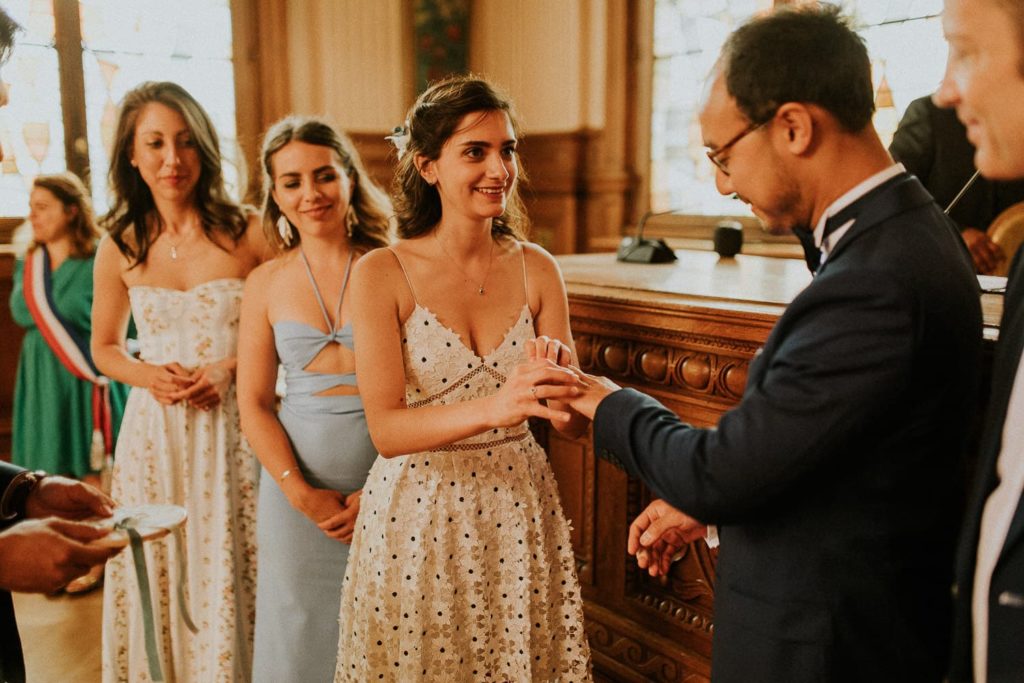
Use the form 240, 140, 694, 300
0, 469, 47, 521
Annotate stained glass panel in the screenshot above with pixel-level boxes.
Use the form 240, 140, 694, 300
0, 0, 65, 217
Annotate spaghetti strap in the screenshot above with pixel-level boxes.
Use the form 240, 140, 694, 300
387, 247, 419, 305
300, 248, 354, 332
519, 241, 530, 307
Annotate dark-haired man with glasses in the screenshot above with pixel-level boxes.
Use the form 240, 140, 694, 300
566, 4, 982, 681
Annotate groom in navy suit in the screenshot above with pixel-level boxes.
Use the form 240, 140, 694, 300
567, 5, 982, 682
934, 0, 1024, 680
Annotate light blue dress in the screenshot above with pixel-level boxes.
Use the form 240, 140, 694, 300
253, 251, 378, 683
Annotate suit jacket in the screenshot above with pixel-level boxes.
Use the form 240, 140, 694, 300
0, 461, 26, 683
890, 96, 1024, 232
950, 243, 1024, 683
594, 174, 982, 683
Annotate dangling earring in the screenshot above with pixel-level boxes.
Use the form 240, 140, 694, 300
345, 205, 357, 238
277, 215, 293, 245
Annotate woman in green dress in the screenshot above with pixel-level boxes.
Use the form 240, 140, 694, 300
9, 172, 129, 488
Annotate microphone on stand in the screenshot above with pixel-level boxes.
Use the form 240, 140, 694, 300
617, 209, 679, 264
944, 169, 981, 215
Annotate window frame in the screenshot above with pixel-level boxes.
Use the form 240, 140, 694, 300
0, 0, 271, 238
627, 0, 803, 249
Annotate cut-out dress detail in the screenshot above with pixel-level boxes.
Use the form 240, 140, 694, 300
254, 250, 378, 683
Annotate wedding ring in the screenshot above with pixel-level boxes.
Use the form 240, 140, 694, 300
529, 387, 537, 397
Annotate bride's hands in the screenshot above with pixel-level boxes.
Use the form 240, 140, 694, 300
527, 335, 572, 367
486, 359, 583, 428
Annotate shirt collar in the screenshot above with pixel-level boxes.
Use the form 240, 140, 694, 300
813, 163, 906, 251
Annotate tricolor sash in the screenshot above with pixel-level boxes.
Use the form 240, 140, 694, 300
22, 247, 112, 472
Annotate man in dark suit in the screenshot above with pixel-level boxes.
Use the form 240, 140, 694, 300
934, 0, 1024, 680
565, 5, 982, 682
889, 95, 1024, 274
0, 10, 119, 683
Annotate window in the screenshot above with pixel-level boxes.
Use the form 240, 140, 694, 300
648, 0, 947, 222
650, 0, 771, 219
0, 0, 239, 219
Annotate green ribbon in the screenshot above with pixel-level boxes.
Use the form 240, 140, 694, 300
171, 525, 199, 634
117, 517, 198, 683
121, 522, 163, 682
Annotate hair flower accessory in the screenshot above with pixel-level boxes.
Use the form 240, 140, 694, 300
385, 123, 411, 158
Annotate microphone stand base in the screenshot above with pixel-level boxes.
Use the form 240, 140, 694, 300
616, 237, 678, 264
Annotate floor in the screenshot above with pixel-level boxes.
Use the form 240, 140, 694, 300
13, 588, 103, 682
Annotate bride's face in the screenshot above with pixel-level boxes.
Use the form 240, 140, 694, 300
418, 110, 518, 224
270, 140, 353, 241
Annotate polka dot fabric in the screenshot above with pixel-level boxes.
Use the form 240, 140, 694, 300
335, 304, 592, 682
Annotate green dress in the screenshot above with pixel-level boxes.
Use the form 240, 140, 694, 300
9, 252, 129, 477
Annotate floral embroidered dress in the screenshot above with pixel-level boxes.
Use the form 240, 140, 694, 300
102, 279, 259, 683
334, 249, 592, 682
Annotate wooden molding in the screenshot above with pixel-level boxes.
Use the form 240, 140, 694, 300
584, 602, 712, 683
231, 0, 291, 203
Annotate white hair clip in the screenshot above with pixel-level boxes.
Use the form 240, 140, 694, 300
385, 123, 411, 158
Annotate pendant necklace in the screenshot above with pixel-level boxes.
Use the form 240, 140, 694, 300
165, 229, 188, 260
435, 232, 494, 295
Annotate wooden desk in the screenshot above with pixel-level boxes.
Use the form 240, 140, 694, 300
548, 250, 996, 682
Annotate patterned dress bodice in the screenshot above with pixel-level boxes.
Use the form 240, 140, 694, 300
400, 303, 534, 451
128, 278, 243, 367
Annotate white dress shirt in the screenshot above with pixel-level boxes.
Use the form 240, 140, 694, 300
973, 351, 1024, 683
814, 163, 907, 266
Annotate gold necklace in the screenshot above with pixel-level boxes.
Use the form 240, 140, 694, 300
435, 232, 494, 295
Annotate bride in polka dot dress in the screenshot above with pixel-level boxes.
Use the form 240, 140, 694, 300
334, 76, 593, 682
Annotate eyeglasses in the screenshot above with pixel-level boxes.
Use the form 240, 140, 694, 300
706, 119, 770, 176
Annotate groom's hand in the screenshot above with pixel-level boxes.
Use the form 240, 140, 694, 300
562, 367, 620, 419
628, 498, 706, 577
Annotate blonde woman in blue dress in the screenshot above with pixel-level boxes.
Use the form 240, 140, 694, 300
334, 75, 593, 682
237, 116, 391, 682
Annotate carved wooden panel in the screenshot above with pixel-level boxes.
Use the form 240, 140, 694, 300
548, 430, 596, 586
584, 603, 712, 683
546, 259, 788, 682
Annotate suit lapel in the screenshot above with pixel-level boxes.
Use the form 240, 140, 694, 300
954, 245, 1024, 584
993, 247, 1024, 563
816, 174, 940, 276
